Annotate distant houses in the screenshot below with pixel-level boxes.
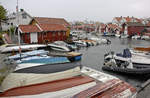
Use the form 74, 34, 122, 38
1, 10, 150, 44
112, 16, 142, 27
111, 16, 150, 36
122, 22, 146, 36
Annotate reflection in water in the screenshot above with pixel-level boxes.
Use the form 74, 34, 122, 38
79, 37, 150, 87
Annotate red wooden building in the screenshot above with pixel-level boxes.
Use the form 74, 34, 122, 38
19, 24, 68, 44
122, 22, 146, 36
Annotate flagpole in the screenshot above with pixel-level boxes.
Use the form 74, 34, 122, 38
16, 0, 21, 59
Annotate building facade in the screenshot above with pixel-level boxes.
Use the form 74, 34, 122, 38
19, 24, 68, 44
1, 9, 32, 31
122, 22, 146, 36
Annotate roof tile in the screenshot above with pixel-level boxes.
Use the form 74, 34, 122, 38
39, 24, 68, 31
34, 17, 70, 27
19, 25, 41, 33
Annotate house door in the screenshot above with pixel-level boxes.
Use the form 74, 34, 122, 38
30, 32, 38, 43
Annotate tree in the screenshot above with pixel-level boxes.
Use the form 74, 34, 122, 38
0, 4, 7, 32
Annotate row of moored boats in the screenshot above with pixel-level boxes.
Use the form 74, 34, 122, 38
0, 42, 137, 98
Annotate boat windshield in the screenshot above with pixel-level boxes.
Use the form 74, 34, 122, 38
53, 41, 67, 46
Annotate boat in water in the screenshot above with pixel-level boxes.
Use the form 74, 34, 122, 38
104, 48, 150, 65
103, 56, 150, 75
134, 46, 150, 52
73, 40, 88, 47
130, 49, 150, 58
48, 41, 71, 52
9, 50, 49, 60
48, 52, 82, 62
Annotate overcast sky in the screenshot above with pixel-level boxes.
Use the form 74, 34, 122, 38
0, 0, 150, 23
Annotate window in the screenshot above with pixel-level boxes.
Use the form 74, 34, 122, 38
58, 32, 61, 36
22, 13, 27, 19
11, 23, 13, 26
63, 32, 66, 36
52, 32, 55, 37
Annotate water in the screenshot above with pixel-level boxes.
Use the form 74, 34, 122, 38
78, 37, 150, 87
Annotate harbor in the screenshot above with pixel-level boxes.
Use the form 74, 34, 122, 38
0, 0, 150, 97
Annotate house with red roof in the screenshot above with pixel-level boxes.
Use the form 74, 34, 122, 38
104, 24, 121, 34
19, 23, 68, 44
18, 17, 70, 44
122, 22, 147, 36
112, 16, 142, 27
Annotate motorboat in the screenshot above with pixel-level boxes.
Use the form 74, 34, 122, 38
48, 52, 82, 62
141, 35, 150, 40
17, 56, 70, 65
0, 44, 47, 53
120, 34, 128, 39
73, 40, 87, 47
81, 40, 97, 46
14, 61, 81, 74
48, 41, 71, 52
130, 49, 150, 58
115, 34, 121, 37
104, 48, 150, 65
103, 56, 150, 75
9, 50, 49, 60
132, 35, 141, 39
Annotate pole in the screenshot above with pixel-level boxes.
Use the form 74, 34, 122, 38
16, 0, 21, 59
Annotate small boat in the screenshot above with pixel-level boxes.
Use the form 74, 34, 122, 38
130, 49, 150, 58
14, 61, 81, 74
104, 48, 150, 65
48, 52, 82, 62
48, 41, 71, 52
73, 40, 87, 47
134, 46, 150, 52
120, 34, 128, 39
132, 35, 141, 39
89, 37, 107, 44
141, 35, 150, 40
0, 44, 47, 53
103, 32, 115, 37
18, 56, 70, 64
15, 55, 50, 64
9, 50, 49, 60
81, 40, 97, 46
115, 34, 121, 37
103, 57, 150, 75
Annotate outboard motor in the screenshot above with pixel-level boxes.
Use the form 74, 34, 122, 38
123, 48, 132, 58
106, 39, 111, 44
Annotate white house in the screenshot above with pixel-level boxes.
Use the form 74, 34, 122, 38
1, 9, 33, 31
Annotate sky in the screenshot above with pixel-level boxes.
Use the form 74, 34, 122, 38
0, 0, 150, 23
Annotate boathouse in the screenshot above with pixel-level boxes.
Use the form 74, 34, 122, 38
122, 22, 146, 36
30, 17, 70, 37
19, 24, 68, 44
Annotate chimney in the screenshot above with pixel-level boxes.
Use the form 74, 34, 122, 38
132, 16, 134, 22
